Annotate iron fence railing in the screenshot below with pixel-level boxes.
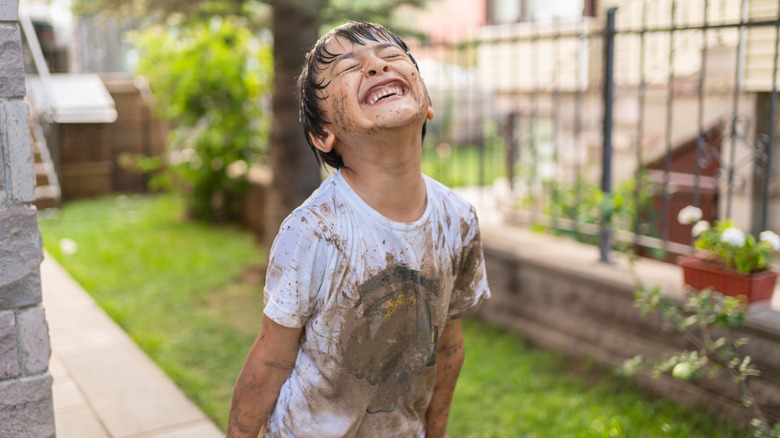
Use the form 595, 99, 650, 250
419, 0, 780, 264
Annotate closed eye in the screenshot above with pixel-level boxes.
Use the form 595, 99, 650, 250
338, 63, 359, 75
377, 44, 407, 59
380, 48, 406, 58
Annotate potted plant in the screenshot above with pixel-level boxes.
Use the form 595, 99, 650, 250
676, 205, 780, 303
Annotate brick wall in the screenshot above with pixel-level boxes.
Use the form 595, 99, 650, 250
478, 222, 780, 426
0, 1, 55, 437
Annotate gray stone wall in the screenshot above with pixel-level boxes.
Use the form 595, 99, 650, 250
0, 1, 55, 437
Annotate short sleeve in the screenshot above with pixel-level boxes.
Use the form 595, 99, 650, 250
448, 207, 491, 319
263, 210, 330, 328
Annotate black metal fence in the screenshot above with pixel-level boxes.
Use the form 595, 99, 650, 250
418, 0, 780, 263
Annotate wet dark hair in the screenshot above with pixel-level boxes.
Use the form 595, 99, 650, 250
297, 21, 427, 168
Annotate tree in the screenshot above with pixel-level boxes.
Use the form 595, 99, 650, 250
263, 0, 324, 246
73, 0, 427, 244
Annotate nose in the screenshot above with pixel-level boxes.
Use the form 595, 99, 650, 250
366, 58, 390, 77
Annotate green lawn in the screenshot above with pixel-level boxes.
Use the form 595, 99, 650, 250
422, 143, 506, 188
453, 319, 743, 437
38, 194, 744, 436
39, 194, 266, 427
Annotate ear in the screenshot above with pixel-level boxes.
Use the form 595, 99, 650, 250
310, 130, 337, 153
426, 106, 435, 120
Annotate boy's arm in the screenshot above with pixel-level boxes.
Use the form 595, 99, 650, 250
227, 314, 302, 438
425, 318, 465, 438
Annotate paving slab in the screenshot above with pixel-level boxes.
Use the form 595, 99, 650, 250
55, 408, 110, 438
41, 254, 223, 438
51, 374, 88, 414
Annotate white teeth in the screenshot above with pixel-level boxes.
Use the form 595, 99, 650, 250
367, 86, 403, 105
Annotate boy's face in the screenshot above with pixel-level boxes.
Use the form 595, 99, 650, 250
314, 35, 434, 146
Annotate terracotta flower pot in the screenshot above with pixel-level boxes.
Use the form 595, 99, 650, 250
677, 255, 778, 302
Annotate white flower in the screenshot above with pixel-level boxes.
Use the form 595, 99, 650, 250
760, 230, 780, 251
691, 220, 710, 237
677, 205, 702, 225
59, 238, 78, 255
721, 227, 746, 247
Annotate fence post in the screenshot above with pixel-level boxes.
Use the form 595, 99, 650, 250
600, 7, 617, 263
762, 10, 780, 233
504, 112, 517, 190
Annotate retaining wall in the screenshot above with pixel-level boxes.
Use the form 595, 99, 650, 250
478, 222, 780, 425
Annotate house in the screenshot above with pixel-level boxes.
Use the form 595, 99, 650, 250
412, 0, 780, 242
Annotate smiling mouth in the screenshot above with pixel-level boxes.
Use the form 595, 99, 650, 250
364, 82, 409, 105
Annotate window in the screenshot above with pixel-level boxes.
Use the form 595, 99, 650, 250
487, 0, 596, 25
487, 0, 523, 24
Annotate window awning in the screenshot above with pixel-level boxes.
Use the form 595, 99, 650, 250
27, 73, 118, 124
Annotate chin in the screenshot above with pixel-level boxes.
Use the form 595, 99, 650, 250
375, 105, 426, 126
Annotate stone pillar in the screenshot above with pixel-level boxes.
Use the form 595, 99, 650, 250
0, 1, 56, 437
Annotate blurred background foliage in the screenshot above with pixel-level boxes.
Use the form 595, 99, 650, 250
130, 18, 272, 221
73, 0, 429, 224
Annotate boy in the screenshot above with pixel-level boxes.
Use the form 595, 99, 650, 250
227, 21, 490, 438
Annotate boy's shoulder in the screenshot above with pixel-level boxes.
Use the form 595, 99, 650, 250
279, 173, 341, 227
423, 175, 478, 217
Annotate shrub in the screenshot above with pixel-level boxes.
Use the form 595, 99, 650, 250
622, 257, 780, 437
132, 18, 272, 221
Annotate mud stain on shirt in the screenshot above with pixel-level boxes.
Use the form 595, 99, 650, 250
342, 265, 440, 414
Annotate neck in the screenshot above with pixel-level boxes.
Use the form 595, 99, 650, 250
339, 126, 427, 223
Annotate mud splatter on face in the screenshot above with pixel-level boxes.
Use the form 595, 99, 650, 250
329, 88, 380, 137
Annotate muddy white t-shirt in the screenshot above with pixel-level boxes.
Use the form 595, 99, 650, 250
262, 170, 490, 438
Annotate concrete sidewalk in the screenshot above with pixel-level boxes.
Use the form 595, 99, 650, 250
41, 254, 223, 438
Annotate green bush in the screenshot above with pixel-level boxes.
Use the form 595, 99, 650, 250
132, 18, 272, 221
623, 261, 780, 437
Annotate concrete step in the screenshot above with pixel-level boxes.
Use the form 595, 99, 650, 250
35, 162, 50, 187
29, 115, 62, 210
35, 185, 60, 210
